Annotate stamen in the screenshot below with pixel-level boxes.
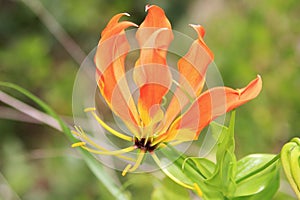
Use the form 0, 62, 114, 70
71, 142, 86, 148
72, 127, 108, 152
193, 183, 203, 197
151, 134, 168, 146
81, 146, 136, 155
144, 134, 150, 146
151, 153, 195, 190
128, 150, 145, 172
143, 109, 164, 146
84, 107, 133, 142
71, 130, 82, 137
122, 150, 146, 176
122, 164, 132, 176
71, 127, 135, 162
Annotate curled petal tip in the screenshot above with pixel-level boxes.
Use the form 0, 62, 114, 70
257, 74, 263, 88
189, 23, 201, 28
236, 75, 263, 100
145, 4, 163, 13
131, 22, 139, 28
254, 74, 263, 85
189, 24, 205, 38
145, 4, 152, 12
122, 12, 130, 17
257, 74, 262, 79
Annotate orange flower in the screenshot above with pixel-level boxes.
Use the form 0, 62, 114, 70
72, 5, 262, 178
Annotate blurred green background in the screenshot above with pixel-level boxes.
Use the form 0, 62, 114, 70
0, 0, 299, 199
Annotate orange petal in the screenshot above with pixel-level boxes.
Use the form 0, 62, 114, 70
101, 13, 131, 37
140, 5, 171, 29
163, 75, 262, 142
159, 25, 214, 133
134, 5, 173, 125
178, 24, 214, 95
100, 21, 138, 43
134, 63, 172, 126
95, 13, 140, 135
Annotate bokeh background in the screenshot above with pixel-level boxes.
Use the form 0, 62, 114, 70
0, 0, 299, 199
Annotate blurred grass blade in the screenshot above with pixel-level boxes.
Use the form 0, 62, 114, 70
0, 172, 21, 200
20, 0, 86, 65
0, 82, 129, 200
0, 90, 61, 130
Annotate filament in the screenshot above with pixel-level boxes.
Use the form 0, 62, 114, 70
122, 164, 132, 176
84, 107, 133, 142
73, 127, 108, 152
151, 134, 168, 147
122, 150, 145, 176
81, 146, 136, 155
71, 128, 135, 162
152, 152, 203, 197
151, 153, 195, 190
193, 183, 203, 197
143, 109, 164, 146
128, 150, 145, 172
144, 133, 150, 146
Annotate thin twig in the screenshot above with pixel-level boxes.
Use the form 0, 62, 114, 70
0, 90, 61, 131
0, 106, 42, 124
19, 0, 87, 65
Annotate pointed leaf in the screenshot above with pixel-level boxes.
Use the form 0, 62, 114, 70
233, 165, 279, 199
234, 154, 280, 197
236, 154, 277, 181
184, 157, 216, 178
206, 111, 237, 197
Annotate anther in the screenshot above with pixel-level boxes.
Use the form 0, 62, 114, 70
71, 142, 86, 148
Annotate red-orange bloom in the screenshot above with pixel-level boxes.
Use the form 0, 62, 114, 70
72, 5, 262, 176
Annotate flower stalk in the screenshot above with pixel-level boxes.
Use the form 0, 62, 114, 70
72, 4, 263, 176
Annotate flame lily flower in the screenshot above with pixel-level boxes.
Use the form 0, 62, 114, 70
72, 4, 262, 183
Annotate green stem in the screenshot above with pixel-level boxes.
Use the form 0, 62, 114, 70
236, 154, 280, 184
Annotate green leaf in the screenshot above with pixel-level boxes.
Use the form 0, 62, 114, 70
206, 111, 237, 197
151, 178, 190, 200
234, 154, 280, 197
157, 146, 217, 198
161, 112, 238, 199
159, 149, 223, 200
157, 148, 196, 188
0, 82, 129, 200
233, 166, 279, 199
236, 154, 277, 181
183, 157, 215, 178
